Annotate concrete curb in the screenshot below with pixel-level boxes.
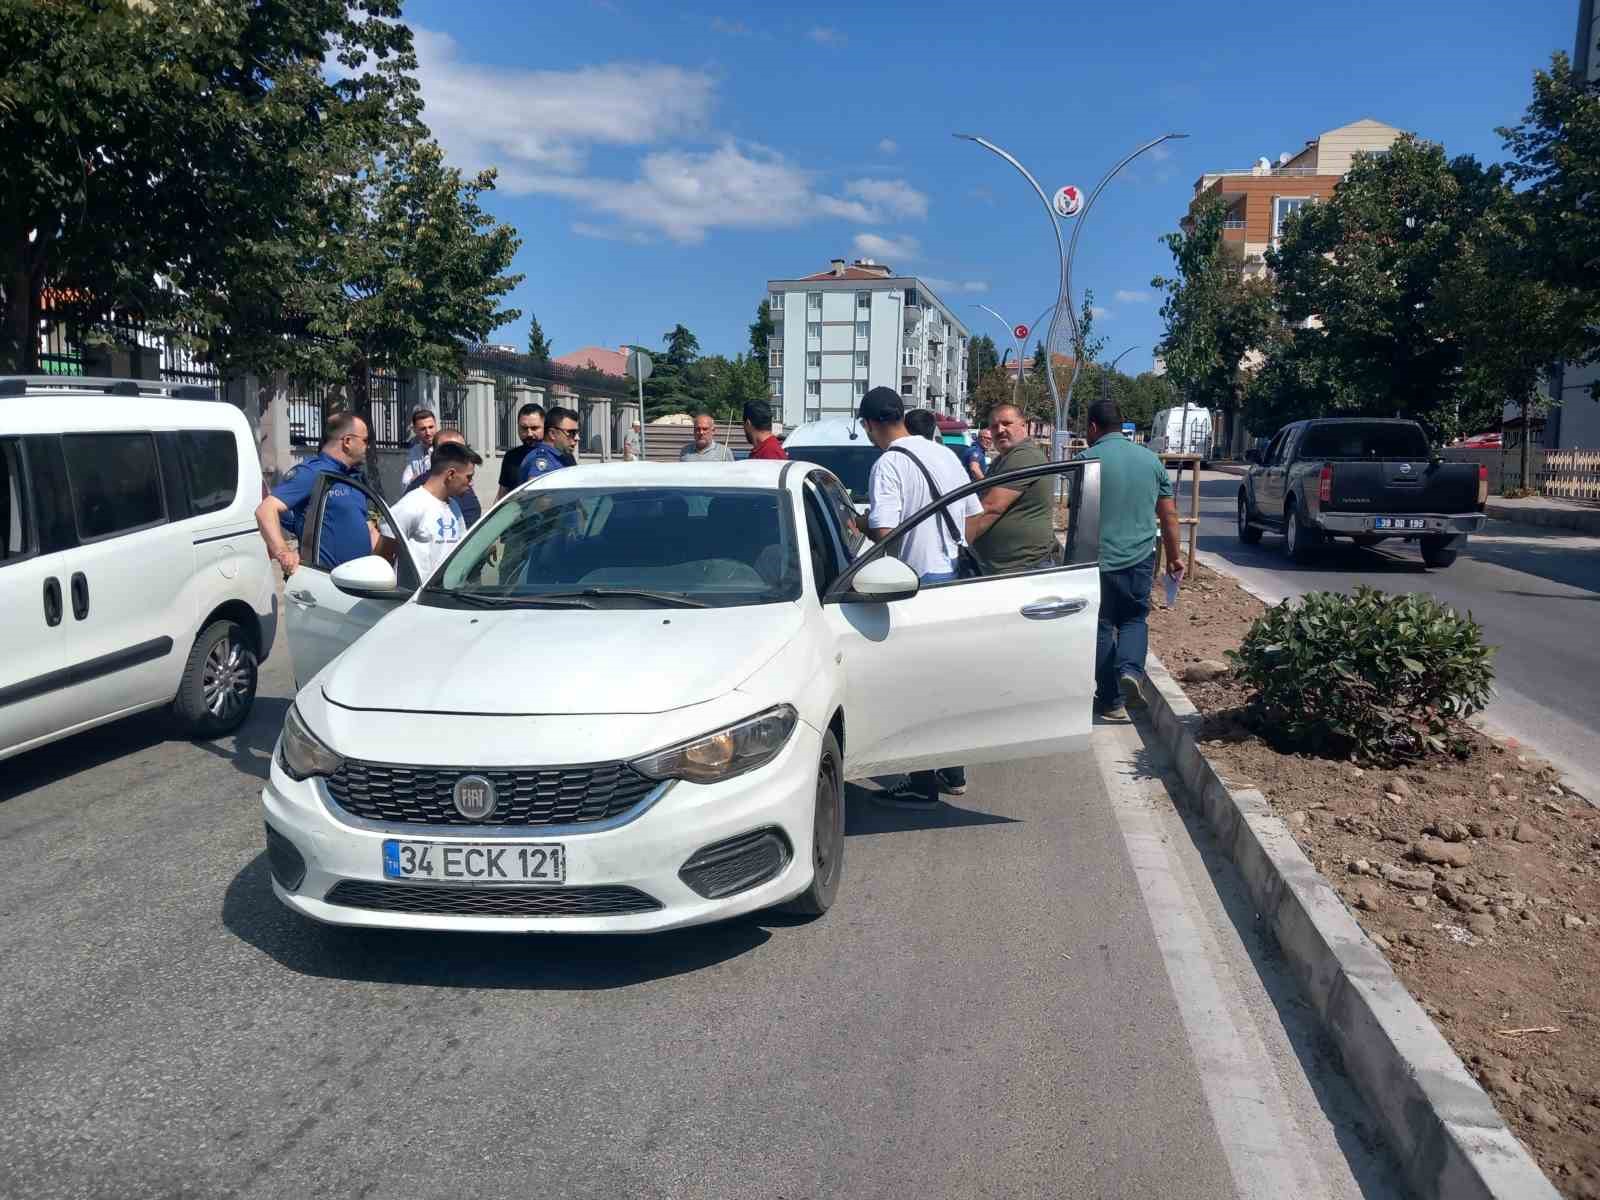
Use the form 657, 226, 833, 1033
1137, 654, 1560, 1200
1484, 500, 1600, 535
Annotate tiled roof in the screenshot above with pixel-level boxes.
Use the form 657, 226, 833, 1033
552, 346, 628, 377
797, 267, 896, 281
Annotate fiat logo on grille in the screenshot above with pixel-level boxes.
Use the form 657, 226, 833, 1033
452, 774, 497, 821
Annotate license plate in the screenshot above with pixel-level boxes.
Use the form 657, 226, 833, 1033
381, 840, 566, 883
1374, 518, 1426, 530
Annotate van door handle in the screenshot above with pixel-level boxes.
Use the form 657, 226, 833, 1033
288, 589, 318, 607
43, 577, 62, 627
1020, 596, 1088, 620
70, 572, 89, 620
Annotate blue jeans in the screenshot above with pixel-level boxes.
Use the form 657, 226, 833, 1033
1095, 554, 1156, 706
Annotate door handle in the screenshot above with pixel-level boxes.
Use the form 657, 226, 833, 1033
288, 589, 318, 607
70, 571, 89, 620
1020, 596, 1088, 620
42, 577, 62, 627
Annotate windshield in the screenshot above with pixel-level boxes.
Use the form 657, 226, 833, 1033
424, 486, 801, 609
784, 445, 880, 503
1300, 422, 1429, 460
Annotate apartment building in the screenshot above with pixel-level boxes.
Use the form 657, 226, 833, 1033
765, 258, 970, 428
1191, 118, 1401, 278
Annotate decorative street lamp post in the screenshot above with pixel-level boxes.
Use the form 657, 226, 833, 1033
955, 132, 1187, 454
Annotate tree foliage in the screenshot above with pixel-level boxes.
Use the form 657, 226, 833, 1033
967, 334, 999, 400
748, 300, 774, 363
526, 312, 552, 369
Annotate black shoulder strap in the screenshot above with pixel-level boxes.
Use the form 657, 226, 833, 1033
887, 444, 962, 544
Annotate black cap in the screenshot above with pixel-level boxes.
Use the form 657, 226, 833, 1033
859, 386, 904, 423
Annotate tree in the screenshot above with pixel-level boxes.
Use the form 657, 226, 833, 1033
1152, 198, 1275, 449
967, 334, 999, 400
0, 0, 418, 371
748, 300, 774, 364
662, 323, 701, 368
1263, 135, 1506, 442
527, 312, 552, 370
232, 132, 522, 411
642, 323, 703, 418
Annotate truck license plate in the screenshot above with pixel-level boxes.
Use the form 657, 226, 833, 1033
1374, 518, 1426, 530
382, 840, 566, 883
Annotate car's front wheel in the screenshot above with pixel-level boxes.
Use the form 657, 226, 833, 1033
782, 729, 844, 917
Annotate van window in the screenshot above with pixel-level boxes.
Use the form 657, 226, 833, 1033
178, 430, 238, 513
1, 439, 32, 563
62, 433, 165, 540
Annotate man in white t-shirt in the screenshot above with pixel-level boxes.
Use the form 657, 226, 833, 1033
387, 441, 481, 579
859, 388, 980, 583
858, 387, 980, 807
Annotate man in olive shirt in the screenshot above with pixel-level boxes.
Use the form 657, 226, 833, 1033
1079, 398, 1183, 718
967, 404, 1057, 573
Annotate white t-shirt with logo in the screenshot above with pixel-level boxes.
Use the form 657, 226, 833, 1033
388, 487, 465, 579
866, 435, 981, 579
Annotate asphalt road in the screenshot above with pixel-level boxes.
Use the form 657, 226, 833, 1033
1192, 471, 1600, 799
0, 648, 1405, 1199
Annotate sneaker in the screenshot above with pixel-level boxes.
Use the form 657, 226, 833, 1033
935, 769, 967, 796
873, 782, 941, 810
1095, 702, 1129, 722
1119, 671, 1148, 712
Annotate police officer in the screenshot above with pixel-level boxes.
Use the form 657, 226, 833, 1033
255, 411, 379, 575
516, 405, 581, 483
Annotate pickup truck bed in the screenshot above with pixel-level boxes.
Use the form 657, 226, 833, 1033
1238, 418, 1487, 568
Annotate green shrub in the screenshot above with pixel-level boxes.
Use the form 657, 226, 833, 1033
1226, 587, 1495, 764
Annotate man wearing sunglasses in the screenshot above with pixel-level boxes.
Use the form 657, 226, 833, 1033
517, 405, 583, 483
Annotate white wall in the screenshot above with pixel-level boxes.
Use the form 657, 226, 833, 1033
868, 291, 902, 394
821, 291, 855, 321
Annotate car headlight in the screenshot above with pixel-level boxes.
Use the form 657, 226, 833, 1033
631, 705, 798, 785
276, 704, 345, 781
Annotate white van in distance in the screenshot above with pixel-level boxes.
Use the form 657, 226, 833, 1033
1, 376, 276, 761
1148, 406, 1214, 462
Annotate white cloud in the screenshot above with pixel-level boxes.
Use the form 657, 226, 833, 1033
1113, 289, 1151, 304
572, 221, 652, 245
852, 232, 920, 262
962, 281, 990, 293
807, 26, 847, 46
413, 28, 715, 177
843, 178, 928, 220
877, 137, 898, 155
1149, 143, 1173, 162
1089, 305, 1112, 320
710, 17, 751, 35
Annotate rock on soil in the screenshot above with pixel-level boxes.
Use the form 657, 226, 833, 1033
1411, 837, 1473, 868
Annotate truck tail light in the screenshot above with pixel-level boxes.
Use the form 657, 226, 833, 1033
1477, 463, 1489, 507
1318, 464, 1333, 504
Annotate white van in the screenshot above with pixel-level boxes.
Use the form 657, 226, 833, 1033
1, 376, 276, 762
781, 417, 881, 513
1148, 406, 1214, 461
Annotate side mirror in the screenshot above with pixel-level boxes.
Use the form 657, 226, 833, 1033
849, 556, 920, 602
330, 554, 407, 600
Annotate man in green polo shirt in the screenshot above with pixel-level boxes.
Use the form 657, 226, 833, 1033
1079, 398, 1183, 718
967, 404, 1057, 573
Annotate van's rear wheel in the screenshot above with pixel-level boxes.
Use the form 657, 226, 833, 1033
174, 619, 258, 737
1421, 535, 1462, 568
781, 730, 844, 917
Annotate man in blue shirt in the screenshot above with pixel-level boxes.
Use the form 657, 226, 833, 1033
962, 428, 992, 482
255, 412, 379, 575
517, 405, 581, 483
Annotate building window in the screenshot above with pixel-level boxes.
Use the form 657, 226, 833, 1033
804, 407, 820, 423
806, 380, 820, 398
806, 351, 821, 368
806, 292, 822, 313
769, 292, 784, 314
854, 380, 866, 398
1273, 196, 1311, 241
769, 349, 783, 368
854, 351, 868, 370
904, 288, 921, 308
806, 322, 820, 340
855, 291, 871, 310
855, 321, 869, 339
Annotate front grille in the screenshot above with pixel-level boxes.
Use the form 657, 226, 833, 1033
679, 828, 791, 899
324, 759, 659, 826
324, 881, 661, 917
264, 822, 306, 891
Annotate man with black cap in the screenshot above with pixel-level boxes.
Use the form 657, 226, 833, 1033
858, 386, 979, 806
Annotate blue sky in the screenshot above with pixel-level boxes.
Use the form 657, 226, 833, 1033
403, 0, 1580, 373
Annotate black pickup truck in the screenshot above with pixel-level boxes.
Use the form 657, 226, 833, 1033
1237, 418, 1488, 567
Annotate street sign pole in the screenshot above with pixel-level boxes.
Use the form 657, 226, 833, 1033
626, 349, 654, 463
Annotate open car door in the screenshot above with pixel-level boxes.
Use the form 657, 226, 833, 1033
816, 458, 1102, 778
283, 472, 420, 687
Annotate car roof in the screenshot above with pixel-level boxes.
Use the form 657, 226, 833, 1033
782, 417, 873, 448
0, 391, 246, 436
520, 460, 800, 492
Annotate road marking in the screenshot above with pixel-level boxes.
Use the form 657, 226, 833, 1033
1092, 723, 1344, 1200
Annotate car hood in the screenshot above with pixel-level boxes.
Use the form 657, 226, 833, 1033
318, 600, 804, 716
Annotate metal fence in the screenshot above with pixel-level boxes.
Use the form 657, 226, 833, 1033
36, 298, 223, 386
285, 371, 417, 449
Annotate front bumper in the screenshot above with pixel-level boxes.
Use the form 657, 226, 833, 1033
1317, 512, 1486, 535
260, 721, 822, 934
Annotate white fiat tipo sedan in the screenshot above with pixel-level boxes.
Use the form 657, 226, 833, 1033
262, 457, 1101, 933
